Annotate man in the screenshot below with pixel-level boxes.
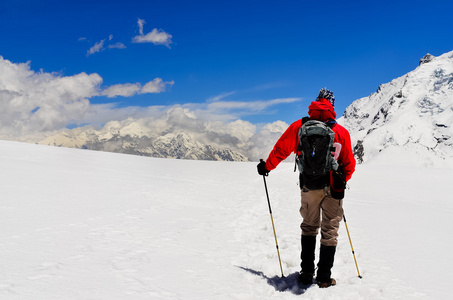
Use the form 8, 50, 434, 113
257, 88, 356, 288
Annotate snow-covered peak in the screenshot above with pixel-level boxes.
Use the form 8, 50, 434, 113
39, 123, 249, 162
339, 50, 453, 167
419, 53, 435, 65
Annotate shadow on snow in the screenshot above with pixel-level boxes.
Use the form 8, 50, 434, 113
237, 266, 312, 295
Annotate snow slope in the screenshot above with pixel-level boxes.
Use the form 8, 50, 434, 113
340, 51, 453, 168
0, 140, 452, 299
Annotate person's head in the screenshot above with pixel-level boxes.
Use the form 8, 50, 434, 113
316, 88, 335, 108
308, 88, 336, 121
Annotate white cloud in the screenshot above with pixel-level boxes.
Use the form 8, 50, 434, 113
86, 35, 126, 55
102, 83, 141, 98
101, 78, 174, 98
132, 19, 173, 48
84, 18, 173, 56
0, 57, 178, 137
137, 18, 146, 35
108, 42, 126, 49
0, 56, 102, 136
87, 39, 105, 56
207, 91, 237, 102
142, 78, 174, 94
206, 97, 301, 114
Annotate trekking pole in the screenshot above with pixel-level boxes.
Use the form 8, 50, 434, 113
343, 214, 362, 278
260, 160, 284, 278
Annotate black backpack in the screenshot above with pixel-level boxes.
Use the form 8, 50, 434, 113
296, 119, 339, 189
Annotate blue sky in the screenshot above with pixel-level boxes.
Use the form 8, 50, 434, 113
1, 0, 453, 127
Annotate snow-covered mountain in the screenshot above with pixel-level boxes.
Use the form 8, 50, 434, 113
339, 51, 453, 167
38, 113, 249, 162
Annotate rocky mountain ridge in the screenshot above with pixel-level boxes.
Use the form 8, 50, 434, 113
39, 121, 249, 162
339, 51, 453, 167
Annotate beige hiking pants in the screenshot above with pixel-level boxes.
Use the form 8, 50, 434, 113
299, 187, 343, 247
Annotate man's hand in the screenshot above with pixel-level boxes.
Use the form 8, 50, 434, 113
257, 159, 270, 176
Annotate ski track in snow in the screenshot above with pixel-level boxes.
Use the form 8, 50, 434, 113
0, 140, 451, 299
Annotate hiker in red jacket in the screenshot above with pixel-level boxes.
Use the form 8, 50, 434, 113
257, 88, 356, 288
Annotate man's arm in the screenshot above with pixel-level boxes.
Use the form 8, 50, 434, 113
336, 125, 356, 181
265, 120, 301, 171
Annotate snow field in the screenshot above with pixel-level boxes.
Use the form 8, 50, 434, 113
0, 140, 451, 299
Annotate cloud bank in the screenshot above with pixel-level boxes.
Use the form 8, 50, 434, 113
0, 57, 174, 136
0, 56, 298, 160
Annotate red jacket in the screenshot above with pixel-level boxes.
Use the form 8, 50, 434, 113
265, 99, 356, 181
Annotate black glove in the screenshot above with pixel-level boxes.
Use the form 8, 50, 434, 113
330, 166, 346, 199
257, 160, 270, 176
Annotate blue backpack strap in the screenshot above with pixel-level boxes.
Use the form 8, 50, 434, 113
325, 119, 337, 128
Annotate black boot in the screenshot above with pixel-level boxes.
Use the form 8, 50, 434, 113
298, 235, 316, 285
316, 244, 336, 288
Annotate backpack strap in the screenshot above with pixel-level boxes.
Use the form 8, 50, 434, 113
325, 118, 337, 128
295, 116, 310, 152
294, 116, 310, 172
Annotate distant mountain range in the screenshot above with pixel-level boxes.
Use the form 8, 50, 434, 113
39, 122, 249, 162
